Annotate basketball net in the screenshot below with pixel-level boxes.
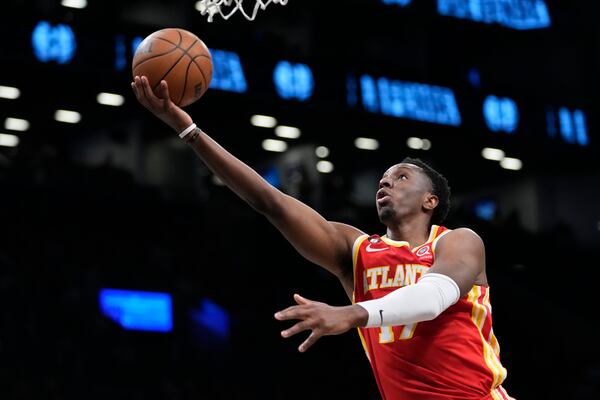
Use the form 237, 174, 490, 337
197, 0, 288, 22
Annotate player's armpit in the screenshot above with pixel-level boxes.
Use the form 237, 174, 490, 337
265, 194, 364, 281
428, 228, 486, 297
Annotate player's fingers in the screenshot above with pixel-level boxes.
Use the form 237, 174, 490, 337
281, 321, 310, 338
274, 305, 305, 321
132, 77, 152, 108
131, 77, 143, 98
293, 293, 311, 305
140, 76, 157, 101
130, 81, 139, 97
156, 80, 170, 100
298, 331, 321, 353
133, 75, 144, 92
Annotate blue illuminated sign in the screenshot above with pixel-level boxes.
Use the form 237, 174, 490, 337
261, 165, 281, 188
437, 0, 551, 30
116, 35, 143, 71
347, 75, 358, 107
114, 35, 126, 71
273, 61, 314, 101
190, 298, 230, 339
467, 68, 481, 89
32, 21, 77, 64
354, 75, 462, 126
474, 200, 497, 221
209, 49, 248, 93
132, 36, 143, 55
99, 289, 173, 333
483, 95, 519, 133
382, 0, 412, 6
547, 107, 588, 146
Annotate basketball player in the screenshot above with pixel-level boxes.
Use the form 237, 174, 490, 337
131, 76, 513, 400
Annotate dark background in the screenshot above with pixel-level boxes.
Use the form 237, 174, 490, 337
0, 0, 599, 399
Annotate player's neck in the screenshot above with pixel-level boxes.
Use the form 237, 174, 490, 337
385, 219, 431, 249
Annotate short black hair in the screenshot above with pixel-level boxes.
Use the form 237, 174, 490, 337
401, 157, 451, 226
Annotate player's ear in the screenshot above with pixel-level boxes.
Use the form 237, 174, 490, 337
423, 193, 439, 212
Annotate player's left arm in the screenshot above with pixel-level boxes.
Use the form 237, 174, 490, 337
274, 228, 484, 352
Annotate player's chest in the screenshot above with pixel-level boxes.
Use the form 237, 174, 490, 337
359, 242, 435, 294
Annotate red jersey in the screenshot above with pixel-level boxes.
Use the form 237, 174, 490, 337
353, 225, 512, 400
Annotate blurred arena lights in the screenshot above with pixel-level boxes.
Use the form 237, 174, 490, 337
437, 0, 551, 30
61, 0, 87, 9
273, 61, 314, 101
357, 75, 462, 126
274, 125, 301, 139
382, 0, 412, 6
354, 137, 379, 151
4, 118, 30, 132
474, 199, 498, 221
211, 174, 225, 186
96, 92, 125, 107
482, 147, 505, 161
54, 110, 81, 124
190, 298, 230, 340
208, 49, 247, 93
262, 139, 287, 152
0, 134, 20, 147
500, 157, 523, 171
251, 114, 277, 128
483, 95, 519, 133
32, 21, 77, 64
406, 137, 432, 151
316, 160, 334, 173
99, 289, 173, 333
261, 165, 281, 188
0, 86, 20, 99
315, 146, 330, 158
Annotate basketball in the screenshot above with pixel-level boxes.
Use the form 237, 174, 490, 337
132, 28, 213, 107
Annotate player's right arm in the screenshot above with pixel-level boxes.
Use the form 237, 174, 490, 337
131, 76, 364, 284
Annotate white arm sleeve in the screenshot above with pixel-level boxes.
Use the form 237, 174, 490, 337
355, 273, 461, 328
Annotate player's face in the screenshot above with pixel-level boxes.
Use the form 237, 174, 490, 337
376, 163, 433, 224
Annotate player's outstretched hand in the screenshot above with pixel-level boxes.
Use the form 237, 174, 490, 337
274, 294, 368, 352
131, 76, 193, 133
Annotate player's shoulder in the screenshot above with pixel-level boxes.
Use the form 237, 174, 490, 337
328, 221, 367, 249
436, 227, 485, 251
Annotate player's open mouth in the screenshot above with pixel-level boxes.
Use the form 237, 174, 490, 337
376, 189, 391, 205
377, 196, 391, 205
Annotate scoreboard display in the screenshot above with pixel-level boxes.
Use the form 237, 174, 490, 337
0, 0, 596, 164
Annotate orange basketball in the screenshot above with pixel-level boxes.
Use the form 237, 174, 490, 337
132, 28, 213, 107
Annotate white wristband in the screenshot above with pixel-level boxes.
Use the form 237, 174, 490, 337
178, 123, 197, 139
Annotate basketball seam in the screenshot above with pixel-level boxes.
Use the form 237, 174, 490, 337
132, 47, 181, 71
177, 54, 211, 106
153, 30, 212, 79
191, 55, 210, 96
153, 36, 212, 62
132, 30, 184, 71
153, 39, 199, 92
177, 60, 194, 106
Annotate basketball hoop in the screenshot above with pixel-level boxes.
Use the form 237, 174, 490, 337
197, 0, 288, 22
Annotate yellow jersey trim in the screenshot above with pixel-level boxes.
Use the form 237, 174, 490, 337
356, 327, 371, 361
382, 225, 441, 250
411, 224, 440, 251
431, 228, 452, 256
380, 236, 409, 247
467, 287, 507, 391
351, 234, 369, 304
